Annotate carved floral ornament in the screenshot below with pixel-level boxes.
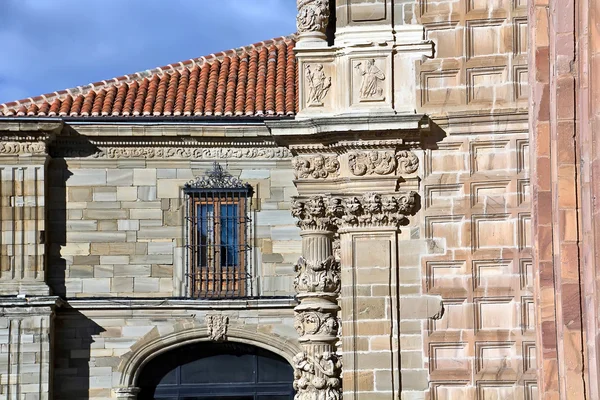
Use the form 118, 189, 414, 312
294, 256, 341, 295
296, 0, 330, 34
294, 311, 339, 337
291, 192, 418, 230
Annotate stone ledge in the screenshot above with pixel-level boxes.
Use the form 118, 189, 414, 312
65, 297, 297, 310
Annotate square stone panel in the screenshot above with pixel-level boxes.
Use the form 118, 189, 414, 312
475, 298, 518, 330
466, 19, 510, 59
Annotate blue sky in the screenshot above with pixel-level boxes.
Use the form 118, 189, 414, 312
0, 0, 297, 104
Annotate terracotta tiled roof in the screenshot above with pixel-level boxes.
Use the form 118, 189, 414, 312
0, 36, 297, 118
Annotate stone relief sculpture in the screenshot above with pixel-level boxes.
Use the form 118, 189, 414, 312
296, 0, 330, 34
292, 155, 339, 179
294, 256, 341, 294
355, 59, 385, 100
305, 64, 332, 106
0, 141, 46, 155
55, 146, 292, 159
396, 150, 419, 174
348, 151, 396, 176
205, 314, 229, 341
293, 351, 342, 400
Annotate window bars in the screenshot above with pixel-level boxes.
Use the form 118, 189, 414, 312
184, 162, 253, 299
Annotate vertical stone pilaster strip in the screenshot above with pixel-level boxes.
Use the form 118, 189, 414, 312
291, 196, 342, 400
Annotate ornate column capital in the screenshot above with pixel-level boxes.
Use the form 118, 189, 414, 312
296, 0, 330, 47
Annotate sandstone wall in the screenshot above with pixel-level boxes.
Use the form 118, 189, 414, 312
45, 134, 300, 299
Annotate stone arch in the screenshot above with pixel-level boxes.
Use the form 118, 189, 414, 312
117, 324, 301, 388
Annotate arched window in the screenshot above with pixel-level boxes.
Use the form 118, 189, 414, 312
137, 342, 294, 400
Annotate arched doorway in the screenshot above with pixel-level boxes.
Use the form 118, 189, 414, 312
137, 341, 294, 399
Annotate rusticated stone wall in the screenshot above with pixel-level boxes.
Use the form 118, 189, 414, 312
417, 0, 528, 112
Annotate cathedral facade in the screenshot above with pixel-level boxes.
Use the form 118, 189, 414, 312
0, 0, 596, 399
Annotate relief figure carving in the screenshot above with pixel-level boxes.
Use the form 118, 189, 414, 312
297, 0, 330, 34
305, 64, 332, 106
355, 59, 385, 100
293, 155, 339, 179
348, 151, 396, 176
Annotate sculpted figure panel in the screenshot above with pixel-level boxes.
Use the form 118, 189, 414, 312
205, 314, 229, 341
355, 59, 386, 101
306, 64, 332, 106
293, 155, 339, 179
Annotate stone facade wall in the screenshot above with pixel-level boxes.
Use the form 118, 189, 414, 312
45, 139, 300, 299
417, 0, 528, 113
53, 300, 298, 400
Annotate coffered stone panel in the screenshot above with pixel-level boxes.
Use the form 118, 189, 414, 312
418, 0, 527, 112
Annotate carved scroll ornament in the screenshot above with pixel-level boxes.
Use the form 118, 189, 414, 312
297, 0, 330, 34
348, 151, 396, 176
348, 150, 419, 176
0, 141, 46, 155
293, 155, 339, 179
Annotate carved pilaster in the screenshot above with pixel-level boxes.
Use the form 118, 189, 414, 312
291, 196, 342, 400
296, 0, 330, 47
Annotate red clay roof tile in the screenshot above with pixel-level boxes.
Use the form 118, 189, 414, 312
0, 36, 296, 119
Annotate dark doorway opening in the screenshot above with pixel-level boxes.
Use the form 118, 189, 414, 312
137, 341, 294, 400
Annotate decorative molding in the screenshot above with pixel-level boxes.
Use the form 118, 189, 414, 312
294, 256, 341, 294
206, 314, 229, 341
52, 145, 292, 160
292, 196, 343, 231
0, 141, 46, 155
294, 311, 339, 337
293, 351, 342, 400
293, 155, 339, 179
292, 192, 418, 230
396, 150, 419, 174
305, 64, 332, 106
296, 0, 330, 34
186, 162, 252, 191
348, 151, 396, 176
355, 59, 386, 101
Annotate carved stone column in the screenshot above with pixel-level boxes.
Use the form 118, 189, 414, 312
296, 0, 330, 47
291, 196, 342, 400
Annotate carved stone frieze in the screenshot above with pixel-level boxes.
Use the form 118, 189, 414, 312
292, 192, 417, 230
347, 150, 419, 176
294, 256, 341, 294
0, 141, 46, 155
355, 59, 386, 101
51, 145, 292, 159
292, 196, 343, 231
348, 151, 395, 176
341, 192, 417, 228
305, 64, 332, 106
396, 150, 419, 174
294, 311, 339, 336
296, 0, 330, 34
293, 351, 342, 400
206, 314, 229, 341
293, 155, 339, 179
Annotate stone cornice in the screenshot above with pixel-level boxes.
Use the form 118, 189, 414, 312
266, 113, 430, 139
62, 297, 297, 310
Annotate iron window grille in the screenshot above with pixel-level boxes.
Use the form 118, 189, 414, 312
184, 162, 253, 299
